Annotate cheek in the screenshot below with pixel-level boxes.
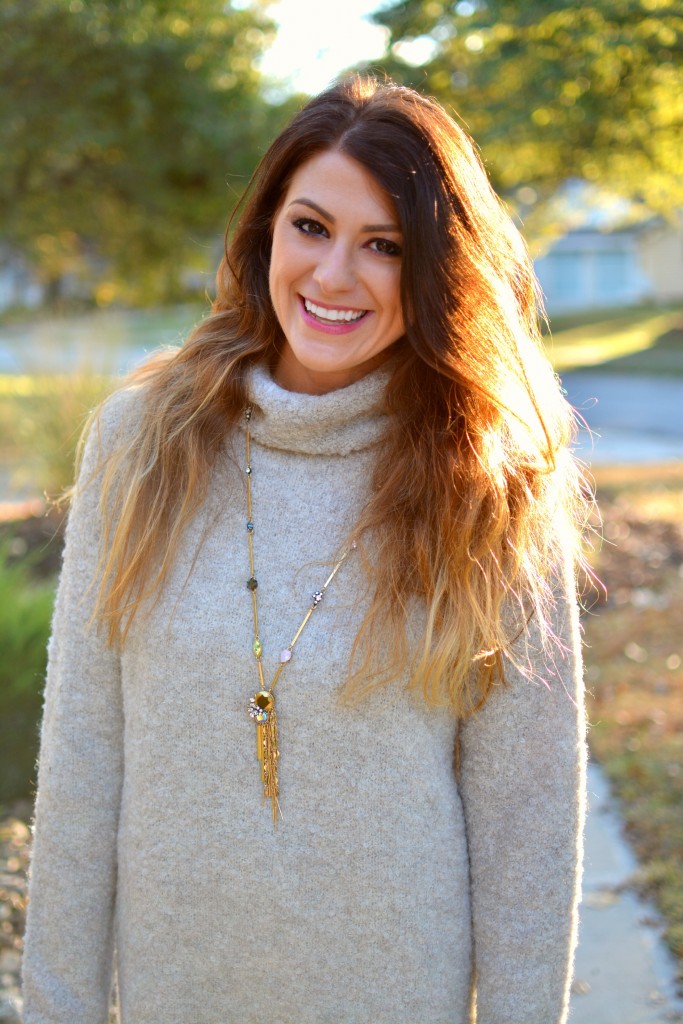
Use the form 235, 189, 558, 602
268, 232, 282, 293
269, 229, 305, 300
267, 254, 289, 335
269, 220, 289, 281
267, 258, 278, 308
381, 272, 403, 325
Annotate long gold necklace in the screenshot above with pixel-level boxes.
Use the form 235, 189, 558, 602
244, 405, 353, 826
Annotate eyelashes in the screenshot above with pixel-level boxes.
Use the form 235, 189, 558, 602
291, 218, 402, 257
292, 217, 327, 237
368, 238, 402, 257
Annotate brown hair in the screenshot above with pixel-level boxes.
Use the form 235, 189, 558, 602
89, 75, 589, 714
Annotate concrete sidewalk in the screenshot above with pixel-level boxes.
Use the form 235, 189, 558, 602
569, 761, 683, 1023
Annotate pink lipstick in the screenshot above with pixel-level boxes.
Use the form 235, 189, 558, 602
298, 295, 371, 336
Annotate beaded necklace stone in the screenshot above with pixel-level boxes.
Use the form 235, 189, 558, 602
244, 405, 352, 826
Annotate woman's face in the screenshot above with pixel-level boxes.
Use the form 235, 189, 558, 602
269, 149, 405, 395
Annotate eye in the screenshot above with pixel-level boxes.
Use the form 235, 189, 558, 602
368, 237, 402, 257
292, 217, 328, 237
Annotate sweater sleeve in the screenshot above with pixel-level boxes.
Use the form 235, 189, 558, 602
22, 398, 128, 1024
458, 558, 586, 1024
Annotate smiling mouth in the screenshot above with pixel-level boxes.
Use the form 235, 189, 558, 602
302, 297, 369, 324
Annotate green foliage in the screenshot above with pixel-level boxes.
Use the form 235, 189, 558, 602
0, 545, 55, 803
370, 1, 683, 219
0, 0, 281, 303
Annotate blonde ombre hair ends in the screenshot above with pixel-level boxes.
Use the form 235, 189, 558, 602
83, 76, 590, 716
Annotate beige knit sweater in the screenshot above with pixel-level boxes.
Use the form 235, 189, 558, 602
22, 362, 586, 1024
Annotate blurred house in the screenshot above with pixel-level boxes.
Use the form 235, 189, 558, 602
534, 204, 683, 316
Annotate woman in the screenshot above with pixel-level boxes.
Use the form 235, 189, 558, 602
22, 76, 587, 1024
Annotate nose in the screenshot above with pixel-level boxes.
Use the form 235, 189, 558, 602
312, 241, 356, 294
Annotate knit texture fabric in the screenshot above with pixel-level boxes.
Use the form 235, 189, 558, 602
22, 362, 586, 1024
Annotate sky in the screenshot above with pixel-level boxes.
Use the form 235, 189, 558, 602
258, 0, 392, 95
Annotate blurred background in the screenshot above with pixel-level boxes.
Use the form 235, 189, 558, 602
0, 1, 681, 1020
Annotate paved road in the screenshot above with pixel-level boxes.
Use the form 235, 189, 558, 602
561, 372, 683, 464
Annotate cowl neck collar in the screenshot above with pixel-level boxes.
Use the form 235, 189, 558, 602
244, 362, 392, 457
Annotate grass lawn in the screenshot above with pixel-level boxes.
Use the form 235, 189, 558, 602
0, 370, 113, 503
584, 462, 683, 980
0, 303, 204, 500
546, 303, 683, 374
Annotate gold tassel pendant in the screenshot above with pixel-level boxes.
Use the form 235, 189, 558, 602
248, 690, 281, 826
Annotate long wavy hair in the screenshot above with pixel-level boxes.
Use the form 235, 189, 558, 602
87, 74, 589, 715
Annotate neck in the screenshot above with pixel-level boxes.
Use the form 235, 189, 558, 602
244, 361, 392, 457
272, 347, 397, 396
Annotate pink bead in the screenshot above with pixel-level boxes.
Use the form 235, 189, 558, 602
280, 649, 292, 663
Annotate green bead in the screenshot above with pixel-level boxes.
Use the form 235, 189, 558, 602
253, 639, 263, 657
247, 577, 258, 591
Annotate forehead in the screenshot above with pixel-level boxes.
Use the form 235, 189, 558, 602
281, 149, 398, 223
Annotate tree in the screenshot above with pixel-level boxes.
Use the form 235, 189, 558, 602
0, 0, 282, 304
368, 0, 683, 224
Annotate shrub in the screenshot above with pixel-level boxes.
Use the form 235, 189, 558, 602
0, 545, 55, 803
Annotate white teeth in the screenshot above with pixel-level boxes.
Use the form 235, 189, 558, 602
304, 299, 366, 323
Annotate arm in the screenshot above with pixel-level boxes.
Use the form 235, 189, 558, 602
22, 399, 127, 1024
459, 559, 586, 1024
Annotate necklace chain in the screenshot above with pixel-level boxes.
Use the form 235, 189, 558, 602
244, 405, 352, 826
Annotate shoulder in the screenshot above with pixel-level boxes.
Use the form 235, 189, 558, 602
77, 383, 149, 479
71, 384, 148, 512
89, 383, 146, 451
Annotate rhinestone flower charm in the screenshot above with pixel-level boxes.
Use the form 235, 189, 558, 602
312, 590, 324, 606
248, 694, 269, 723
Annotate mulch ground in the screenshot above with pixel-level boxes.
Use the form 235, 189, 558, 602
0, 504, 65, 579
0, 807, 30, 1023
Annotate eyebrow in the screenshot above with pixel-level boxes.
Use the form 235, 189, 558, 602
287, 197, 401, 234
